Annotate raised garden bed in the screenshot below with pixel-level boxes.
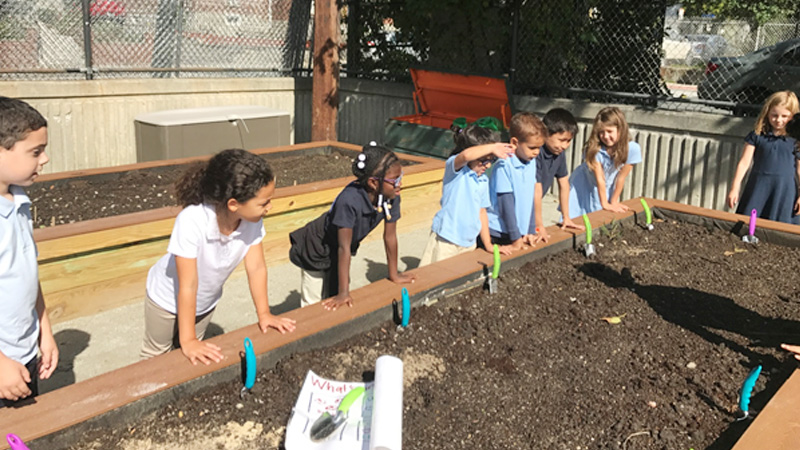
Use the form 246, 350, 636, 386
10, 199, 799, 450
33, 141, 445, 324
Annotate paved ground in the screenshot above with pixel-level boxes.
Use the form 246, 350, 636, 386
40, 192, 564, 393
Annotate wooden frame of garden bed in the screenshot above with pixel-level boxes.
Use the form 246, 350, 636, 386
33, 141, 445, 324
1, 198, 797, 449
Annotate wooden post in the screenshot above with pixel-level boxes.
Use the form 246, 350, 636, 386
311, 0, 339, 141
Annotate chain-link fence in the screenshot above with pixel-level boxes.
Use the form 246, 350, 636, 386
0, 0, 314, 80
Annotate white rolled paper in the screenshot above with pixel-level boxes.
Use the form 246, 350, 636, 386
369, 355, 404, 450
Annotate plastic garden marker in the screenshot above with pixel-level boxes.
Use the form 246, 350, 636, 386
640, 198, 654, 231
488, 244, 501, 294
737, 365, 762, 420
742, 209, 759, 244
6, 434, 30, 450
240, 337, 256, 399
400, 287, 410, 327
582, 214, 595, 257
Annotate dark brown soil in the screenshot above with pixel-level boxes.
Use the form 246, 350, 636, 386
67, 220, 800, 450
29, 151, 359, 229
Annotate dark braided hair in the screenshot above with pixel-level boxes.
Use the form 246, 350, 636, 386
450, 123, 501, 157
351, 143, 399, 202
175, 149, 274, 208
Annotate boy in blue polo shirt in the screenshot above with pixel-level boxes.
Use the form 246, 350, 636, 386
532, 108, 584, 242
0, 97, 58, 406
420, 123, 514, 265
486, 112, 547, 252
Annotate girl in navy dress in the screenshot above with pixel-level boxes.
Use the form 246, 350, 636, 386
567, 107, 641, 218
289, 143, 416, 310
727, 91, 800, 224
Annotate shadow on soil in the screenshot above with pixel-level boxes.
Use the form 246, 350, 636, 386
579, 262, 800, 449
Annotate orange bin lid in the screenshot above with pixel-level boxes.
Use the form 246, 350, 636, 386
409, 68, 513, 129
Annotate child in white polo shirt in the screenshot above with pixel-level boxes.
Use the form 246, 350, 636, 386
0, 97, 58, 406
141, 149, 296, 365
420, 122, 514, 266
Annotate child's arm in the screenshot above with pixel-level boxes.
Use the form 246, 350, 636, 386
496, 193, 527, 251
243, 242, 296, 334
322, 227, 355, 311
608, 164, 634, 208
453, 143, 515, 171
0, 350, 31, 401
727, 143, 756, 209
383, 220, 417, 283
35, 283, 58, 379
557, 176, 583, 231
175, 256, 223, 365
479, 208, 511, 255
532, 183, 549, 242
591, 163, 627, 213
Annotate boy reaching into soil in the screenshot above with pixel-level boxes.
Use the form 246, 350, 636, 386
0, 97, 59, 406
485, 112, 548, 252
289, 142, 416, 310
419, 121, 515, 266
141, 149, 296, 366
532, 108, 584, 243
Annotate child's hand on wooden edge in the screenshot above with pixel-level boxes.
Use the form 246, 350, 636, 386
781, 343, 800, 360
323, 293, 353, 311
390, 272, 417, 284
258, 314, 296, 334
559, 218, 584, 231
180, 339, 224, 366
603, 202, 629, 214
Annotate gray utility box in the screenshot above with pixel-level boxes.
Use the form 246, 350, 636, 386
134, 105, 291, 162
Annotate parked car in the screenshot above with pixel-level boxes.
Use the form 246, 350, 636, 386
684, 34, 727, 66
698, 38, 800, 112
90, 0, 126, 23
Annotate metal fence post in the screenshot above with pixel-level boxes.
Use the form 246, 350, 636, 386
175, 0, 184, 77
81, 0, 94, 80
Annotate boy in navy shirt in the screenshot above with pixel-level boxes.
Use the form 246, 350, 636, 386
533, 108, 584, 242
0, 97, 58, 406
486, 112, 547, 252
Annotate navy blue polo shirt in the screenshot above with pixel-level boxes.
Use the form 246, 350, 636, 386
289, 181, 401, 271
536, 145, 568, 194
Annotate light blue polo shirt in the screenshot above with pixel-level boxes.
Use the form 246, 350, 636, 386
487, 154, 537, 237
431, 155, 491, 247
0, 186, 40, 365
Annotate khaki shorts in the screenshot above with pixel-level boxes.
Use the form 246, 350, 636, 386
140, 296, 216, 359
419, 231, 475, 267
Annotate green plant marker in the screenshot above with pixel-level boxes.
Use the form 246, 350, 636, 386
640, 198, 652, 225
492, 244, 501, 279
582, 214, 592, 244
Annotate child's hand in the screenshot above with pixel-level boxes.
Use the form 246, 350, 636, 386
496, 244, 513, 256
532, 228, 550, 244
727, 190, 739, 209
603, 202, 629, 213
559, 218, 584, 232
323, 293, 353, 311
0, 354, 32, 401
38, 331, 59, 380
794, 197, 800, 215
781, 343, 800, 360
490, 143, 516, 159
180, 338, 224, 366
390, 272, 417, 285
521, 234, 539, 247
258, 313, 296, 334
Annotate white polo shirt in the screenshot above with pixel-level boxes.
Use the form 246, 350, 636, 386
146, 203, 266, 315
0, 185, 40, 364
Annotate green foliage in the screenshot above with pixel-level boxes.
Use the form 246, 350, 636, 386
599, 219, 623, 241
680, 0, 799, 25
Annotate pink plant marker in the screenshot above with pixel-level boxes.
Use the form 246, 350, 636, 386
6, 434, 31, 450
743, 209, 759, 244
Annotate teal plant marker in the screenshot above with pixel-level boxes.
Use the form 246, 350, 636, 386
240, 337, 256, 399
737, 365, 762, 420
489, 244, 501, 294
582, 214, 595, 257
400, 287, 410, 327
640, 198, 654, 230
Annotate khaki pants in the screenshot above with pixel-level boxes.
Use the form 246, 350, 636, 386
419, 231, 475, 267
300, 269, 326, 307
140, 296, 216, 359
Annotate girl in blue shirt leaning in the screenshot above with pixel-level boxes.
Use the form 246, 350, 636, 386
567, 107, 642, 218
727, 91, 800, 224
420, 123, 514, 266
